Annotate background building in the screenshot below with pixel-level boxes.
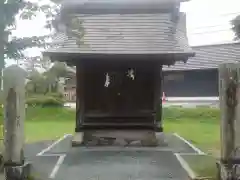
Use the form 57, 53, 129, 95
163, 42, 240, 97
63, 42, 240, 100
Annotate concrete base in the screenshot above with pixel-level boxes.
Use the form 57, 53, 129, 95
84, 130, 166, 146
4, 162, 31, 180
72, 131, 168, 147
72, 132, 84, 147
156, 132, 168, 146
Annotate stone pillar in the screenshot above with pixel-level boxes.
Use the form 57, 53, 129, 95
217, 63, 240, 180
3, 65, 30, 180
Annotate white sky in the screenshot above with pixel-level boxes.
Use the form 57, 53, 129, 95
7, 0, 240, 66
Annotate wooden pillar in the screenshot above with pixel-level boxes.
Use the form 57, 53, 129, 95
218, 63, 240, 180
75, 62, 85, 132
153, 65, 163, 132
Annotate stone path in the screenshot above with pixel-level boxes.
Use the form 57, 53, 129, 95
56, 149, 187, 180
21, 133, 202, 180
0, 173, 4, 180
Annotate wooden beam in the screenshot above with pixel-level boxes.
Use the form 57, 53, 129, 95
153, 65, 163, 132
75, 62, 85, 132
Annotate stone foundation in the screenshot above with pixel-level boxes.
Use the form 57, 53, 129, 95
71, 132, 84, 147
81, 130, 167, 146
4, 162, 31, 180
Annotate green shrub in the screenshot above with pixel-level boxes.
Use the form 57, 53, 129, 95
0, 107, 3, 125
26, 95, 65, 107
46, 92, 64, 99
162, 107, 220, 121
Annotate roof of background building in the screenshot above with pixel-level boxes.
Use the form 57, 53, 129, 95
163, 42, 240, 71
64, 42, 240, 73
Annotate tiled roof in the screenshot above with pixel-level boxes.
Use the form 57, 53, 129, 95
45, 12, 193, 56
61, 0, 188, 14
163, 42, 240, 71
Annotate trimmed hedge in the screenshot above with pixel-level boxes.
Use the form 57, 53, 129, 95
26, 95, 65, 107
162, 107, 220, 121
45, 92, 64, 99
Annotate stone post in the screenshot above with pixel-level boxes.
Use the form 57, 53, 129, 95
2, 65, 30, 180
217, 63, 240, 180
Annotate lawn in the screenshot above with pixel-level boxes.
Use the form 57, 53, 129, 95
165, 119, 220, 156
24, 107, 75, 142
0, 107, 220, 155
0, 107, 220, 179
22, 107, 220, 156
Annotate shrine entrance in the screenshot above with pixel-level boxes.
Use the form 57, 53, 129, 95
78, 60, 161, 131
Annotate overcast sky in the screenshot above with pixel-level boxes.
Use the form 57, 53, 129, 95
7, 0, 240, 66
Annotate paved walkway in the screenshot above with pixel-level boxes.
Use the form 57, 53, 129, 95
57, 149, 187, 180
0, 173, 4, 180
22, 133, 203, 180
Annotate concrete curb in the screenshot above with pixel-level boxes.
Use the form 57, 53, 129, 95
33, 134, 72, 179
173, 133, 205, 155
173, 133, 207, 180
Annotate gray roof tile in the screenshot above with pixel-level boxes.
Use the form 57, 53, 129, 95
46, 12, 193, 56
163, 42, 240, 71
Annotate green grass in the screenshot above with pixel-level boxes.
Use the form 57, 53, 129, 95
22, 107, 221, 155
165, 119, 220, 156
0, 107, 220, 179
165, 118, 219, 179
181, 154, 217, 179
0, 107, 220, 154
24, 107, 75, 143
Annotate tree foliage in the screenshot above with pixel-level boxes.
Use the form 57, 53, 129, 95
232, 15, 240, 40
1, 0, 85, 63
26, 61, 69, 94
0, 0, 53, 62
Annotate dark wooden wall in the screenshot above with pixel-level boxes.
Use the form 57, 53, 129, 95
83, 61, 156, 114
75, 60, 163, 131
163, 69, 218, 97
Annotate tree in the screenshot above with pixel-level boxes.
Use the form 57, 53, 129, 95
1, 0, 84, 91
43, 62, 68, 93
26, 70, 47, 94
26, 61, 70, 94
232, 15, 240, 39
0, 0, 54, 91
22, 56, 52, 72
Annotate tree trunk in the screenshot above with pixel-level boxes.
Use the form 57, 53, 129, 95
0, 8, 4, 93
49, 84, 52, 93
0, 32, 4, 97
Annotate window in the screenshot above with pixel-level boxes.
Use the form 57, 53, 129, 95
164, 73, 184, 81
